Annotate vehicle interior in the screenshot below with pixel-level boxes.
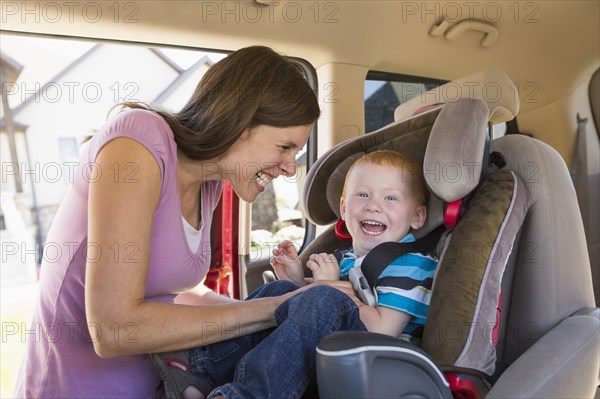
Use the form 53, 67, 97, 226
1, 0, 599, 398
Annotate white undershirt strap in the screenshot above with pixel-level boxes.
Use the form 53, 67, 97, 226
182, 216, 203, 253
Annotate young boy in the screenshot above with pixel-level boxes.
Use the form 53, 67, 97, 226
155, 150, 438, 399
271, 150, 438, 342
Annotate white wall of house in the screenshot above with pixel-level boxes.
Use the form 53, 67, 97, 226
159, 63, 211, 111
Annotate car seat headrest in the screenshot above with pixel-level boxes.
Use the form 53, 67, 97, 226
394, 69, 519, 125
425, 98, 490, 202
302, 97, 491, 239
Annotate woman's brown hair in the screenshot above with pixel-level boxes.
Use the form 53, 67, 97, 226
123, 45, 320, 160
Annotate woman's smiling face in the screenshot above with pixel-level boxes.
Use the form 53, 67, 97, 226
340, 162, 426, 257
221, 123, 313, 203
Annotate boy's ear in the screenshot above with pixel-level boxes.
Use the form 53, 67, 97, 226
411, 205, 427, 230
339, 197, 347, 220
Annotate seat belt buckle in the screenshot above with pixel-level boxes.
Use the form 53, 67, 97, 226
444, 372, 489, 399
444, 199, 463, 228
348, 267, 378, 306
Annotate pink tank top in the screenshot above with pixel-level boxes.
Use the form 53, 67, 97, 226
14, 109, 222, 398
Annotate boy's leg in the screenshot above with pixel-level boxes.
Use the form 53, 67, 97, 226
188, 280, 299, 394
209, 285, 366, 399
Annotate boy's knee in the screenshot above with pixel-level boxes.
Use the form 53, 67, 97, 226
275, 285, 358, 327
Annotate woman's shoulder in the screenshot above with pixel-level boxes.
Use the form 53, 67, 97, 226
95, 107, 174, 149
106, 108, 171, 136
87, 107, 178, 173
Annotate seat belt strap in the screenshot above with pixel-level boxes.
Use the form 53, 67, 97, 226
361, 226, 445, 289
332, 247, 351, 264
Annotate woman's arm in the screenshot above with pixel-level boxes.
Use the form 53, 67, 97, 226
175, 283, 239, 305
85, 138, 293, 358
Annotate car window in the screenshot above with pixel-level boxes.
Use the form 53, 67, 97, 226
365, 72, 445, 133
492, 122, 508, 139
365, 72, 510, 140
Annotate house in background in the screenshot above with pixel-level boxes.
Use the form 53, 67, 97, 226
0, 37, 216, 287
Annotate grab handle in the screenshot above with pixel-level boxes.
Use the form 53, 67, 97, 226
444, 19, 499, 48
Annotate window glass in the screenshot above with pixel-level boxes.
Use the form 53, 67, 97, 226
365, 73, 512, 141
492, 122, 508, 139
365, 72, 445, 132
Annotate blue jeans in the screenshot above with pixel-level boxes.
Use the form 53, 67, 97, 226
188, 280, 366, 399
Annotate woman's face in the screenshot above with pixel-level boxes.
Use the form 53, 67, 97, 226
222, 123, 313, 202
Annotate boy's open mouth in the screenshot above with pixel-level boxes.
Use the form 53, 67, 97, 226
360, 220, 387, 235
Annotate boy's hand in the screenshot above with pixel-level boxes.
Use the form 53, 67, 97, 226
271, 240, 306, 287
307, 253, 340, 281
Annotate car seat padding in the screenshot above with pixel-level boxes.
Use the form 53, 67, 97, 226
423, 169, 529, 376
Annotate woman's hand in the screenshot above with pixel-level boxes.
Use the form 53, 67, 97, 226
306, 253, 340, 282
270, 240, 306, 286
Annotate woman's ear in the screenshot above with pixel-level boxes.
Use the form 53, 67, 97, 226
411, 205, 427, 230
239, 127, 252, 141
339, 197, 347, 220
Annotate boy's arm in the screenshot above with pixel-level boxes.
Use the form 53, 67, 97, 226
359, 305, 412, 337
359, 251, 437, 336
306, 253, 340, 281
271, 240, 306, 286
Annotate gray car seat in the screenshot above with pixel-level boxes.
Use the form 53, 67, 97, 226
300, 70, 600, 398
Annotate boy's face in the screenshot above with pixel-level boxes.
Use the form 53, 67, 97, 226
340, 162, 426, 257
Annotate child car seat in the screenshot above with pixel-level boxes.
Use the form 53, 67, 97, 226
300, 70, 600, 398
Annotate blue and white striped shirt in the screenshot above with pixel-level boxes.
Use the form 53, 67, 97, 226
339, 233, 438, 341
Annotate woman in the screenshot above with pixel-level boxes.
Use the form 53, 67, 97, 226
14, 45, 354, 398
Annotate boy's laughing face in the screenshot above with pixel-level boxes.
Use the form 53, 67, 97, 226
340, 162, 426, 257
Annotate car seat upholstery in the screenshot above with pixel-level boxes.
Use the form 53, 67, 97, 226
572, 67, 600, 306
300, 70, 600, 398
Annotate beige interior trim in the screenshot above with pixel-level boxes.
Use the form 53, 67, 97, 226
316, 63, 369, 157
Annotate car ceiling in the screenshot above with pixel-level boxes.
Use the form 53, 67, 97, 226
3, 0, 599, 113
